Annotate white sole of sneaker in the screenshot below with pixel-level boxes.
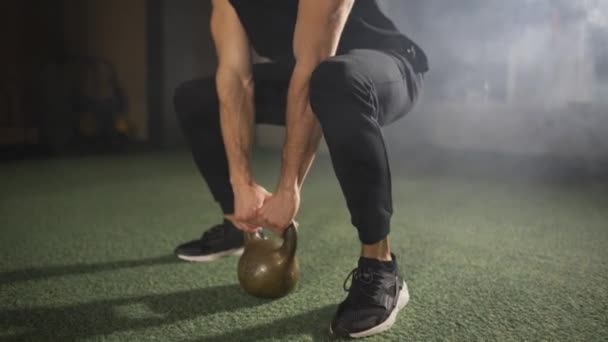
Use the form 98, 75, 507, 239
176, 247, 244, 262
329, 281, 410, 339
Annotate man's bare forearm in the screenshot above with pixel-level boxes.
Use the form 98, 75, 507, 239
278, 0, 353, 193
278, 65, 323, 193
217, 70, 256, 186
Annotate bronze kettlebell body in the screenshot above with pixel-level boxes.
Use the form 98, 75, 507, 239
237, 224, 299, 299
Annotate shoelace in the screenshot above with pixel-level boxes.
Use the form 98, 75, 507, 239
343, 267, 385, 307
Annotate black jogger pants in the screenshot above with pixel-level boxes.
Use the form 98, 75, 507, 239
174, 49, 423, 245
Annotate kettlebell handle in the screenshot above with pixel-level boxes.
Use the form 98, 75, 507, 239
244, 230, 262, 244
280, 221, 298, 261
243, 222, 298, 257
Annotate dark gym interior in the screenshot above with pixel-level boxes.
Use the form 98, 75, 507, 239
1, 1, 607, 341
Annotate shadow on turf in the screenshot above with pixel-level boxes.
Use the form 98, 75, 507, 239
0, 255, 180, 286
0, 284, 268, 341
195, 304, 343, 342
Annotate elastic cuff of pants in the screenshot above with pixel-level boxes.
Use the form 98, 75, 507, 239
218, 199, 234, 216
356, 215, 391, 245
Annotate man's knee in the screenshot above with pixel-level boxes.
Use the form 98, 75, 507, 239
173, 80, 197, 117
309, 59, 375, 147
309, 59, 372, 123
173, 77, 217, 125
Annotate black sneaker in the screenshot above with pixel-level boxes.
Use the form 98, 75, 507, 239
175, 220, 246, 262
330, 254, 409, 339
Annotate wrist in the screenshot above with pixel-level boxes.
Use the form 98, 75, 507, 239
230, 174, 253, 187
277, 179, 299, 194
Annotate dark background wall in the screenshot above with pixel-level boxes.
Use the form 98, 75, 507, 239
0, 0, 148, 147
1, 0, 606, 161
0, 1, 64, 145
161, 0, 216, 146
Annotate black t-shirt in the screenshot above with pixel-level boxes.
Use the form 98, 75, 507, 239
228, 0, 429, 73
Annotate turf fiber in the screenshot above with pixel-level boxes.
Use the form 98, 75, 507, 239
1, 149, 607, 341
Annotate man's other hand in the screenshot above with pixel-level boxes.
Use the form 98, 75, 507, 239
225, 182, 271, 233
257, 189, 300, 235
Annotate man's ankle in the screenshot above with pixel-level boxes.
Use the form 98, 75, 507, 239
361, 237, 392, 261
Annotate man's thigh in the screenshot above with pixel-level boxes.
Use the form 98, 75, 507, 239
329, 49, 422, 126
175, 62, 291, 126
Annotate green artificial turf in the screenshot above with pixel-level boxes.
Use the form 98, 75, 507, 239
1, 149, 607, 341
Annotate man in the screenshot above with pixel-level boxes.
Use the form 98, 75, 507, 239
173, 0, 428, 338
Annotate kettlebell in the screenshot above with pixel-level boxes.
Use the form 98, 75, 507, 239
237, 223, 299, 299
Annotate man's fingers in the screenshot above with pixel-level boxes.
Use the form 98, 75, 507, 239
224, 214, 237, 226
258, 213, 280, 232
249, 209, 267, 228
241, 225, 260, 233
224, 214, 260, 233
232, 208, 256, 222
265, 222, 285, 236
240, 220, 260, 231
258, 208, 281, 230
235, 221, 261, 233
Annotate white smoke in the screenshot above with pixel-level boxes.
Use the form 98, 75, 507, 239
384, 0, 608, 161
588, 1, 608, 27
